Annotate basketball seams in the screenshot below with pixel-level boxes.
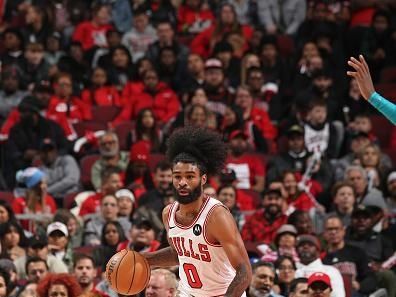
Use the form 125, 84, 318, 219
115, 250, 128, 292
127, 251, 137, 295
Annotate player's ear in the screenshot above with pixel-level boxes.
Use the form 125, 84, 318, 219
201, 174, 207, 185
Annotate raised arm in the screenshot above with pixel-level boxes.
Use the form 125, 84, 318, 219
347, 55, 396, 125
142, 205, 179, 268
208, 206, 252, 297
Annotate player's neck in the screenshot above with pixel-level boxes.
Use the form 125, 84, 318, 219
178, 195, 206, 217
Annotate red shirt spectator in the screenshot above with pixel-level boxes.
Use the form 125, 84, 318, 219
72, 4, 113, 51
114, 70, 180, 126
48, 96, 92, 123
177, 1, 214, 34
79, 192, 103, 217
81, 86, 123, 107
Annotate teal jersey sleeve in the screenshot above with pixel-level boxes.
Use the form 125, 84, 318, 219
368, 92, 396, 125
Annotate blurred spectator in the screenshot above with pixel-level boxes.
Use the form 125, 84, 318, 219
226, 0, 256, 25
26, 257, 48, 283
53, 210, 83, 249
12, 167, 57, 232
146, 20, 189, 64
257, 0, 306, 35
275, 255, 297, 296
0, 259, 17, 296
79, 168, 123, 217
46, 222, 73, 271
39, 138, 80, 201
386, 171, 396, 221
0, 66, 28, 123
17, 282, 39, 297
83, 194, 131, 246
106, 45, 134, 88
213, 40, 241, 88
0, 201, 16, 224
225, 129, 265, 192
288, 277, 308, 297
117, 218, 160, 253
44, 32, 65, 66
80, 67, 123, 107
92, 221, 126, 271
180, 54, 205, 96
14, 235, 68, 280
329, 181, 356, 226
73, 254, 97, 294
0, 221, 27, 260
242, 189, 288, 244
36, 273, 82, 297
0, 28, 25, 67
215, 185, 244, 230
306, 272, 332, 297
122, 8, 157, 63
47, 72, 92, 124
114, 69, 181, 126
177, 0, 214, 34
21, 5, 51, 45
344, 165, 386, 209
248, 261, 282, 297
190, 3, 253, 58
288, 210, 314, 235
91, 132, 129, 190
128, 108, 163, 153
115, 189, 135, 220
267, 125, 308, 183
94, 29, 123, 69
144, 0, 177, 27
294, 234, 346, 297
322, 214, 377, 295
156, 46, 186, 91
19, 42, 50, 88
72, 4, 113, 51
145, 268, 178, 297
240, 54, 261, 86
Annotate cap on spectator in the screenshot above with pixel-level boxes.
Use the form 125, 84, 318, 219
350, 131, 369, 140
229, 130, 248, 140
129, 141, 150, 164
134, 217, 153, 230
287, 125, 304, 136
28, 235, 48, 249
0, 259, 17, 273
16, 167, 45, 189
34, 80, 52, 94
115, 189, 135, 203
276, 224, 297, 236
40, 138, 57, 150
18, 95, 43, 113
204, 58, 223, 69
296, 234, 321, 250
263, 188, 282, 197
352, 204, 372, 217
47, 222, 68, 237
387, 171, 396, 184
308, 272, 332, 289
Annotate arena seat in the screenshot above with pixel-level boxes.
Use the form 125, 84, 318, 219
91, 106, 121, 124
0, 191, 14, 205
148, 153, 166, 172
114, 121, 134, 151
380, 66, 396, 83
73, 121, 107, 138
371, 115, 393, 148
79, 154, 100, 190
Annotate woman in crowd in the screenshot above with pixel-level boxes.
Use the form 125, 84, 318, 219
275, 256, 297, 296
0, 267, 9, 297
36, 274, 81, 297
216, 185, 244, 230
0, 201, 17, 225
107, 45, 134, 89
0, 221, 27, 261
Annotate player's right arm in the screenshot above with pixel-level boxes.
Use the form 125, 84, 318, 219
142, 204, 179, 268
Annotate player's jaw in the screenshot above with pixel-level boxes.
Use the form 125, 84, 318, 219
173, 182, 202, 205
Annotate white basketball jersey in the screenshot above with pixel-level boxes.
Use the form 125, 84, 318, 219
168, 196, 245, 297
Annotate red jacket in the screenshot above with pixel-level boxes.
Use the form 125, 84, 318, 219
72, 22, 113, 51
249, 107, 277, 140
122, 81, 145, 103
79, 192, 103, 217
48, 96, 93, 123
0, 109, 76, 141
81, 86, 124, 106
177, 5, 214, 33
190, 24, 253, 58
114, 83, 180, 125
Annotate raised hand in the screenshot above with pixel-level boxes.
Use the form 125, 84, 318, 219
347, 55, 375, 101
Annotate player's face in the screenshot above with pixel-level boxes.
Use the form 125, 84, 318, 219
74, 259, 96, 286
172, 162, 205, 205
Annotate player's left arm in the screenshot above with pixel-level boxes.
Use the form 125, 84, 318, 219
208, 206, 252, 297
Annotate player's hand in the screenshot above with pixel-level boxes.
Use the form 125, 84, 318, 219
346, 55, 375, 101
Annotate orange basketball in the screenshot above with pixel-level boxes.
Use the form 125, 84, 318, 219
105, 250, 151, 295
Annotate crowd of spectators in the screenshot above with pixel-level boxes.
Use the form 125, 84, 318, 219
0, 0, 396, 296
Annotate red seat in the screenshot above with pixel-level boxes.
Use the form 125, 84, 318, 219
371, 115, 393, 148
73, 122, 107, 138
114, 121, 134, 151
63, 192, 79, 209
277, 35, 295, 58
91, 106, 121, 124
240, 189, 261, 208
380, 66, 396, 83
0, 191, 14, 205
148, 153, 166, 172
374, 83, 396, 100
79, 154, 100, 190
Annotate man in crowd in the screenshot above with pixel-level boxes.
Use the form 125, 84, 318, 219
289, 278, 308, 297
248, 261, 282, 297
73, 254, 97, 293
26, 257, 49, 283
307, 272, 332, 297
145, 269, 178, 297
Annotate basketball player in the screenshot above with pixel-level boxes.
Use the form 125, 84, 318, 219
143, 127, 252, 297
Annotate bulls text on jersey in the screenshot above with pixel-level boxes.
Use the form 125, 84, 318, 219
170, 236, 212, 262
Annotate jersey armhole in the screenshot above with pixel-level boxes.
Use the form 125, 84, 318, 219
203, 204, 228, 247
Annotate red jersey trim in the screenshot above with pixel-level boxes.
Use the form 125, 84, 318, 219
167, 202, 176, 228
203, 204, 227, 247
173, 196, 210, 229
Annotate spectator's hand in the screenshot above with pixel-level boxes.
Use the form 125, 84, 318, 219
347, 55, 375, 101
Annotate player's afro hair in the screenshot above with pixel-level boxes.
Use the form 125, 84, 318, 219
166, 126, 227, 175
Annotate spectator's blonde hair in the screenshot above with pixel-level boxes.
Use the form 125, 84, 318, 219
151, 268, 178, 291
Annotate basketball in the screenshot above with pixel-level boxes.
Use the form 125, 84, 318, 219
105, 249, 151, 295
